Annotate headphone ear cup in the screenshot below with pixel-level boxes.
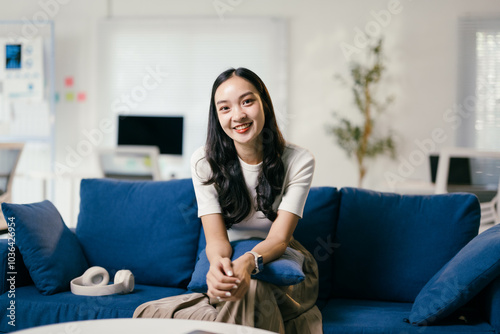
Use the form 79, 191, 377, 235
114, 270, 134, 294
81, 266, 110, 286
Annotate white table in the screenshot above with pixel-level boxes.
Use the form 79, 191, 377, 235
15, 318, 276, 334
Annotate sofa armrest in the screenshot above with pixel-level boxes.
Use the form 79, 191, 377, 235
0, 238, 33, 295
482, 275, 500, 331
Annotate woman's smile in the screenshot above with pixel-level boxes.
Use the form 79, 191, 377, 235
234, 122, 253, 133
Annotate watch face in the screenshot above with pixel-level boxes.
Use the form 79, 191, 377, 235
257, 255, 264, 273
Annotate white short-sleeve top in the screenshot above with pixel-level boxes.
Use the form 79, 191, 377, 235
191, 143, 315, 242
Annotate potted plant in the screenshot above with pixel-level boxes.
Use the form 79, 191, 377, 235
327, 38, 397, 187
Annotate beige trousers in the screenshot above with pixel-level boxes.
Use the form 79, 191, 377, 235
133, 239, 323, 334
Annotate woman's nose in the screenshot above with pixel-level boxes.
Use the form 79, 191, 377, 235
233, 106, 246, 121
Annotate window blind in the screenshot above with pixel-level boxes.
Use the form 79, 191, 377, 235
458, 18, 500, 186
96, 17, 287, 176
458, 17, 500, 150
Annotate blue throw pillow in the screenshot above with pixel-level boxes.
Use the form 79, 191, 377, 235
188, 239, 305, 292
409, 223, 500, 325
1, 200, 89, 295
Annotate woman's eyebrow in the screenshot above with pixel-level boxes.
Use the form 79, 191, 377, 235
216, 91, 255, 105
239, 91, 255, 99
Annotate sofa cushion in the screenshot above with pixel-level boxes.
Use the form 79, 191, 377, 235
76, 178, 201, 288
1, 200, 88, 295
293, 187, 340, 302
332, 188, 480, 302
0, 239, 33, 295
0, 284, 187, 332
188, 239, 305, 292
321, 299, 493, 334
410, 223, 500, 325
483, 275, 500, 333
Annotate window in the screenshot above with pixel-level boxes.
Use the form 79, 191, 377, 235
458, 17, 500, 150
457, 18, 500, 187
475, 30, 500, 150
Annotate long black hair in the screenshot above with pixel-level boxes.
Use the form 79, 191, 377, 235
201, 67, 285, 229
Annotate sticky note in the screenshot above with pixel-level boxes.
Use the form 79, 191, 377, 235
65, 76, 74, 87
65, 92, 75, 101
77, 92, 86, 102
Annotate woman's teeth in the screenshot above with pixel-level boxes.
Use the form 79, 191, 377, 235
234, 122, 252, 133
235, 123, 251, 130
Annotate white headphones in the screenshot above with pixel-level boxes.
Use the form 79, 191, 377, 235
70, 266, 135, 296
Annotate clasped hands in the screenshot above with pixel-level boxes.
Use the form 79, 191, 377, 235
206, 253, 255, 302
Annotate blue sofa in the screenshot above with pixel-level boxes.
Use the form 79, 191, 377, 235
1, 178, 500, 333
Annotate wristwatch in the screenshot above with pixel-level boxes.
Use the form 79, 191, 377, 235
245, 251, 264, 275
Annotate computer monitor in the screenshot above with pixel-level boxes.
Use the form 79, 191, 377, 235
429, 155, 472, 185
117, 115, 183, 155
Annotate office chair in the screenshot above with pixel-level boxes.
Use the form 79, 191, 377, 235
0, 143, 25, 233
435, 147, 500, 226
97, 146, 161, 181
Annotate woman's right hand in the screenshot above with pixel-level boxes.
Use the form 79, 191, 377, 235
206, 257, 240, 301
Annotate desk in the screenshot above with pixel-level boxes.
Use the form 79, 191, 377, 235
392, 180, 498, 201
15, 318, 276, 334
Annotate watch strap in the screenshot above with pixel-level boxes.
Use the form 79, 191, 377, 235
245, 251, 263, 274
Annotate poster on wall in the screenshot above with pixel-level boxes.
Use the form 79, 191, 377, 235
0, 36, 46, 136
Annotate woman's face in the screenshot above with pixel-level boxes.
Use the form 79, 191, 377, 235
214, 75, 266, 153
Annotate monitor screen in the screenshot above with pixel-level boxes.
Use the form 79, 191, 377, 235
6, 44, 22, 69
117, 115, 183, 155
429, 155, 471, 185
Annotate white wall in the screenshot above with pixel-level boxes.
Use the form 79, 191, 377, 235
3, 0, 500, 197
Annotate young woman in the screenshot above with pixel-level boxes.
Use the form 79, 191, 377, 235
135, 68, 322, 334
